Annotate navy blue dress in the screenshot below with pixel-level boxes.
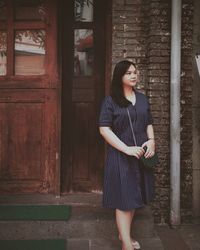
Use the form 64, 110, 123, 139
99, 90, 155, 210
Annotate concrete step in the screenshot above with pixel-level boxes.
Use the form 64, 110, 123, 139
68, 205, 155, 239
67, 237, 164, 250
66, 205, 164, 249
0, 194, 164, 250
0, 205, 155, 240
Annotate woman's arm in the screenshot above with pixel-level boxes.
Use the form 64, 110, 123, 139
142, 124, 156, 158
146, 124, 155, 140
99, 127, 144, 159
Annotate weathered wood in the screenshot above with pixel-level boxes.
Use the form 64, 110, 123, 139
0, 1, 60, 194
61, 0, 110, 193
0, 0, 111, 194
0, 90, 59, 194
14, 22, 45, 29
0, 0, 58, 86
6, 0, 14, 76
0, 76, 59, 88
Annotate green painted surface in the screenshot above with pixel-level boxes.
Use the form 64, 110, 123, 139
0, 205, 71, 220
0, 240, 66, 250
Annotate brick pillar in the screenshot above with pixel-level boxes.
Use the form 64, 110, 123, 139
146, 0, 171, 224
112, 0, 149, 90
180, 0, 193, 222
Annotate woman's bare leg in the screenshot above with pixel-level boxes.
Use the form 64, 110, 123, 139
119, 210, 135, 240
116, 209, 134, 250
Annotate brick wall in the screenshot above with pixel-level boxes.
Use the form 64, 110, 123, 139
112, 0, 193, 224
192, 0, 200, 218
146, 0, 171, 224
180, 0, 193, 223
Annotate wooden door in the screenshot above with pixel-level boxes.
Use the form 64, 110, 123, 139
0, 0, 60, 194
61, 0, 111, 193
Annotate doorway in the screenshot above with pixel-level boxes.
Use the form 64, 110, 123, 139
61, 0, 111, 193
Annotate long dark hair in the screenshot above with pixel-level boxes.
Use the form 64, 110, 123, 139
110, 60, 137, 107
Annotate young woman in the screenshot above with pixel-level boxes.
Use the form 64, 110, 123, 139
99, 60, 155, 250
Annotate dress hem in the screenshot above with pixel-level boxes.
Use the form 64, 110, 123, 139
102, 204, 145, 211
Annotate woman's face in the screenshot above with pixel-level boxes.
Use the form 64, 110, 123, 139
122, 64, 138, 88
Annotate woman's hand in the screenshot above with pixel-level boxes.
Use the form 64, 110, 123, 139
142, 139, 155, 158
124, 146, 145, 159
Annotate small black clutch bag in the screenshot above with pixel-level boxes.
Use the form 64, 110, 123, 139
140, 146, 159, 169
127, 108, 159, 169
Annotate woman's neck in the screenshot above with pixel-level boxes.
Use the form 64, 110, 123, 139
123, 86, 134, 99
123, 87, 136, 105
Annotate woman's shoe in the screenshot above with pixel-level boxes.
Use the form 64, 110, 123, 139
132, 240, 140, 249
119, 235, 140, 249
121, 243, 135, 250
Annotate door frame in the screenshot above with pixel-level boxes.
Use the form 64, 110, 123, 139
58, 0, 112, 194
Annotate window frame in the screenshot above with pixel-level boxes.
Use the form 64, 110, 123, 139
73, 0, 95, 78
0, 0, 58, 88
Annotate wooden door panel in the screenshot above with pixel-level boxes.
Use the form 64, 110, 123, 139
0, 1, 60, 195
72, 89, 95, 102
0, 104, 7, 180
0, 90, 58, 194
70, 101, 96, 192
72, 103, 93, 181
61, 0, 109, 193
73, 77, 93, 88
3, 102, 42, 180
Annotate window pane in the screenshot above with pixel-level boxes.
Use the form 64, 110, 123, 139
0, 0, 6, 20
15, 30, 46, 75
0, 31, 7, 76
14, 0, 45, 21
74, 0, 93, 22
74, 29, 93, 76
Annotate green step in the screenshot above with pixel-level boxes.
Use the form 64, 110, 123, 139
0, 205, 71, 220
0, 239, 66, 250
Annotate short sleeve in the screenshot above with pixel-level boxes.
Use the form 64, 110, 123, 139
147, 98, 153, 125
99, 96, 114, 127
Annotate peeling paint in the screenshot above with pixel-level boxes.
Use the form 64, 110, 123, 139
181, 71, 186, 77
91, 190, 103, 194
119, 15, 126, 19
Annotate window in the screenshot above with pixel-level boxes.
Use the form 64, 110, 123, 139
0, 31, 7, 76
0, 0, 7, 75
74, 29, 93, 76
15, 30, 46, 75
73, 0, 94, 77
14, 0, 45, 21
0, 0, 49, 77
74, 0, 93, 22
0, 0, 6, 21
